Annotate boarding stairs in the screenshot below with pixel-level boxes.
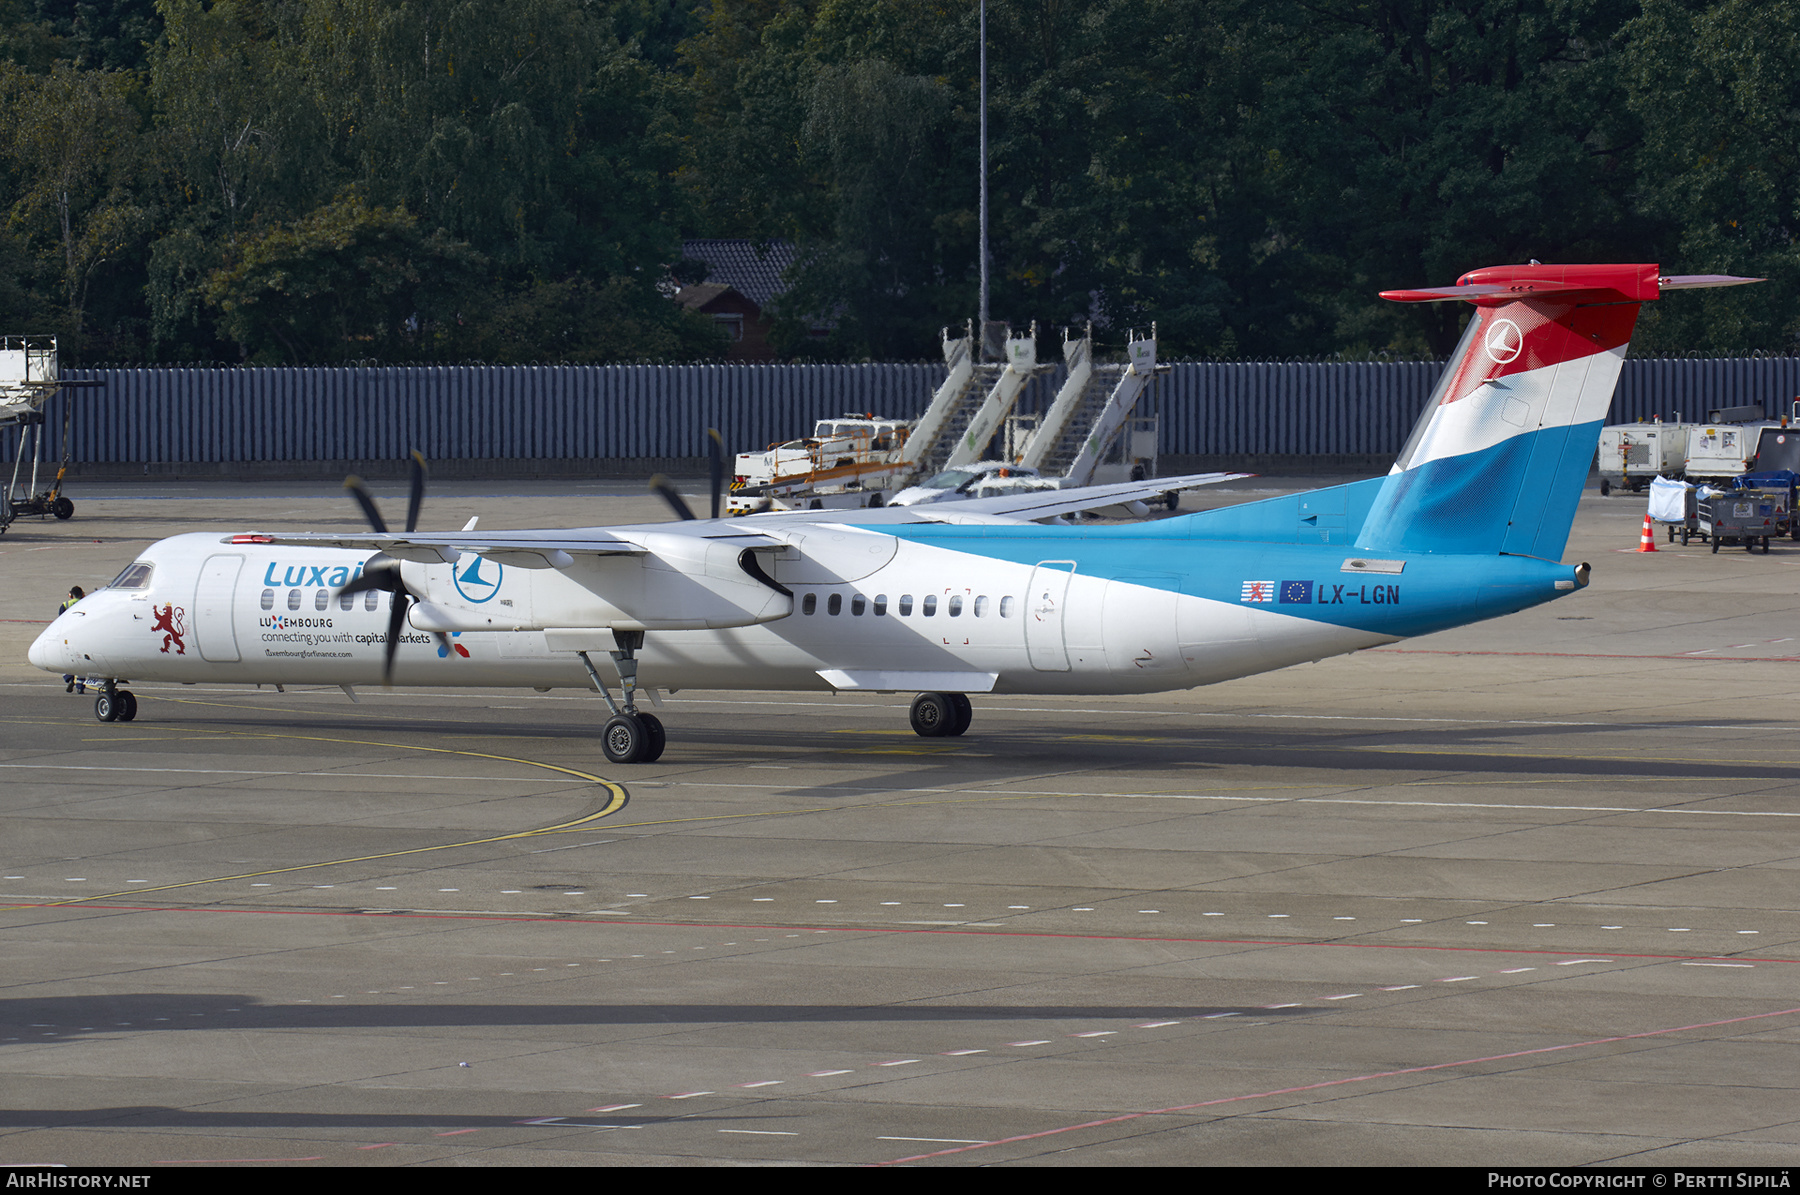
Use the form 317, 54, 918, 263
1016, 328, 1159, 485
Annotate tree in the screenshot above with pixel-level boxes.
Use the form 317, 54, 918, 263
198, 192, 482, 362
1624, 0, 1800, 352
0, 60, 149, 351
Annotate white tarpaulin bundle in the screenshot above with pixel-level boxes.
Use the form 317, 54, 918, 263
1648, 475, 1693, 522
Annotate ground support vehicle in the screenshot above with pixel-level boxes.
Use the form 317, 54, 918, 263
1598, 419, 1693, 495
1686, 420, 1783, 485
1697, 484, 1789, 552
2, 405, 76, 533
0, 336, 102, 535
1746, 423, 1800, 476
1740, 470, 1800, 541
727, 414, 914, 514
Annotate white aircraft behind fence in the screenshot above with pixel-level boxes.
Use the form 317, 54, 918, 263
30, 264, 1756, 764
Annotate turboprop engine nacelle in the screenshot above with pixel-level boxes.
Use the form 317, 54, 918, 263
402, 529, 794, 633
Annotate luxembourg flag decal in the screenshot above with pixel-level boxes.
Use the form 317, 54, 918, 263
1240, 580, 1274, 603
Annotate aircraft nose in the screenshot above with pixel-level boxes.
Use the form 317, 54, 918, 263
28, 620, 69, 671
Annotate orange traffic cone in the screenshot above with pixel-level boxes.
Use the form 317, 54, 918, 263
1637, 513, 1658, 552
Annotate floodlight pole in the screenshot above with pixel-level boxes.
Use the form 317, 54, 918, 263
979, 0, 989, 335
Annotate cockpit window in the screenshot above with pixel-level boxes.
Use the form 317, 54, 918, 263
108, 562, 153, 589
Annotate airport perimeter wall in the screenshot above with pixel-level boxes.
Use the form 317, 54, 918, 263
7, 356, 1799, 479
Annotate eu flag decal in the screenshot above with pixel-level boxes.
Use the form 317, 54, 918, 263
1279, 580, 1314, 604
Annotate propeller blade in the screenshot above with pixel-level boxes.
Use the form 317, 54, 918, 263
649, 474, 697, 521
344, 476, 388, 534
406, 451, 427, 533
383, 591, 410, 682
708, 429, 725, 520
337, 556, 406, 599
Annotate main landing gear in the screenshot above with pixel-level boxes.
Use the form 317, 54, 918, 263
910, 692, 972, 737
92, 681, 137, 723
578, 631, 666, 765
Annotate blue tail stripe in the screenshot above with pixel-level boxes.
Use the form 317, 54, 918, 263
1499, 420, 1600, 560
1355, 434, 1535, 554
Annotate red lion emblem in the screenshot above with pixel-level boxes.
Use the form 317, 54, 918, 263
151, 604, 186, 655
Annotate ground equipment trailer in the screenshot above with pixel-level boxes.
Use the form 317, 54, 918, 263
1597, 418, 1694, 494
0, 336, 102, 535
1697, 484, 1790, 552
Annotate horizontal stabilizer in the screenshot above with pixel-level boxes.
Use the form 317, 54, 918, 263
1383, 266, 1761, 305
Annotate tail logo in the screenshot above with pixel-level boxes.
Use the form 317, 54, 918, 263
1484, 318, 1524, 364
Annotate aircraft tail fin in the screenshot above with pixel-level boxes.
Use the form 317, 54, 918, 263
1355, 264, 1758, 559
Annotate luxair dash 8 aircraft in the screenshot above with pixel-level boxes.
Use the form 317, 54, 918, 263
30, 263, 1754, 763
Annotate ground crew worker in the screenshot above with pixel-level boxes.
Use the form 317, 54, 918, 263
59, 586, 84, 693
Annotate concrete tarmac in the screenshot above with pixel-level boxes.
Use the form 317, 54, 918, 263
1, 478, 1798, 1167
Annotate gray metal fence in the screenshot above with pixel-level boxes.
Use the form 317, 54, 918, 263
7, 357, 1800, 465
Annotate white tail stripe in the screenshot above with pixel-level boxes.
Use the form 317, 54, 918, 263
1397, 348, 1623, 473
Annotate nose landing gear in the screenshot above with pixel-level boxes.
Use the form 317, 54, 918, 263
93, 681, 137, 723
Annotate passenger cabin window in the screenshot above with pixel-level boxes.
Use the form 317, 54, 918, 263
339, 591, 354, 611
1000, 596, 1015, 618
922, 595, 938, 616
314, 588, 329, 611
974, 595, 988, 617
898, 595, 913, 616
261, 588, 275, 611
827, 593, 842, 616
851, 594, 865, 616
873, 594, 888, 615
947, 595, 963, 617
286, 588, 302, 611
108, 562, 153, 589
802, 593, 817, 615
364, 589, 380, 611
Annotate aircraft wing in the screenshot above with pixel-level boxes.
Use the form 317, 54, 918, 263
243, 529, 777, 572
241, 474, 1245, 563
942, 470, 1249, 520
790, 470, 1251, 527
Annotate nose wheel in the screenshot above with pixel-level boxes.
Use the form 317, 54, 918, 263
93, 687, 137, 723
910, 692, 972, 737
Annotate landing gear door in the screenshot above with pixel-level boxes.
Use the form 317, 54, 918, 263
195, 554, 243, 662
1025, 561, 1076, 672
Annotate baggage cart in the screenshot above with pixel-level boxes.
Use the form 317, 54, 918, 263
1647, 476, 1697, 543
1697, 485, 1789, 553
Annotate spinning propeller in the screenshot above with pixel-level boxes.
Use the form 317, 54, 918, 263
649, 429, 727, 521
337, 451, 435, 681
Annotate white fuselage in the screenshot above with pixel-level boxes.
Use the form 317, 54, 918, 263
31, 529, 1392, 698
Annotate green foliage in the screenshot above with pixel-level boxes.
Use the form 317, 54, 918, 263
196, 193, 482, 362
448, 273, 730, 362
1624, 0, 1800, 352
0, 0, 1790, 364
139, 0, 712, 361
0, 59, 149, 352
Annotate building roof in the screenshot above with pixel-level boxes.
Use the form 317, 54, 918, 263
673, 282, 735, 312
681, 239, 796, 311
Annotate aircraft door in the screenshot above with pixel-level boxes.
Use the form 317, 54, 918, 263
194, 554, 244, 662
1025, 561, 1076, 671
